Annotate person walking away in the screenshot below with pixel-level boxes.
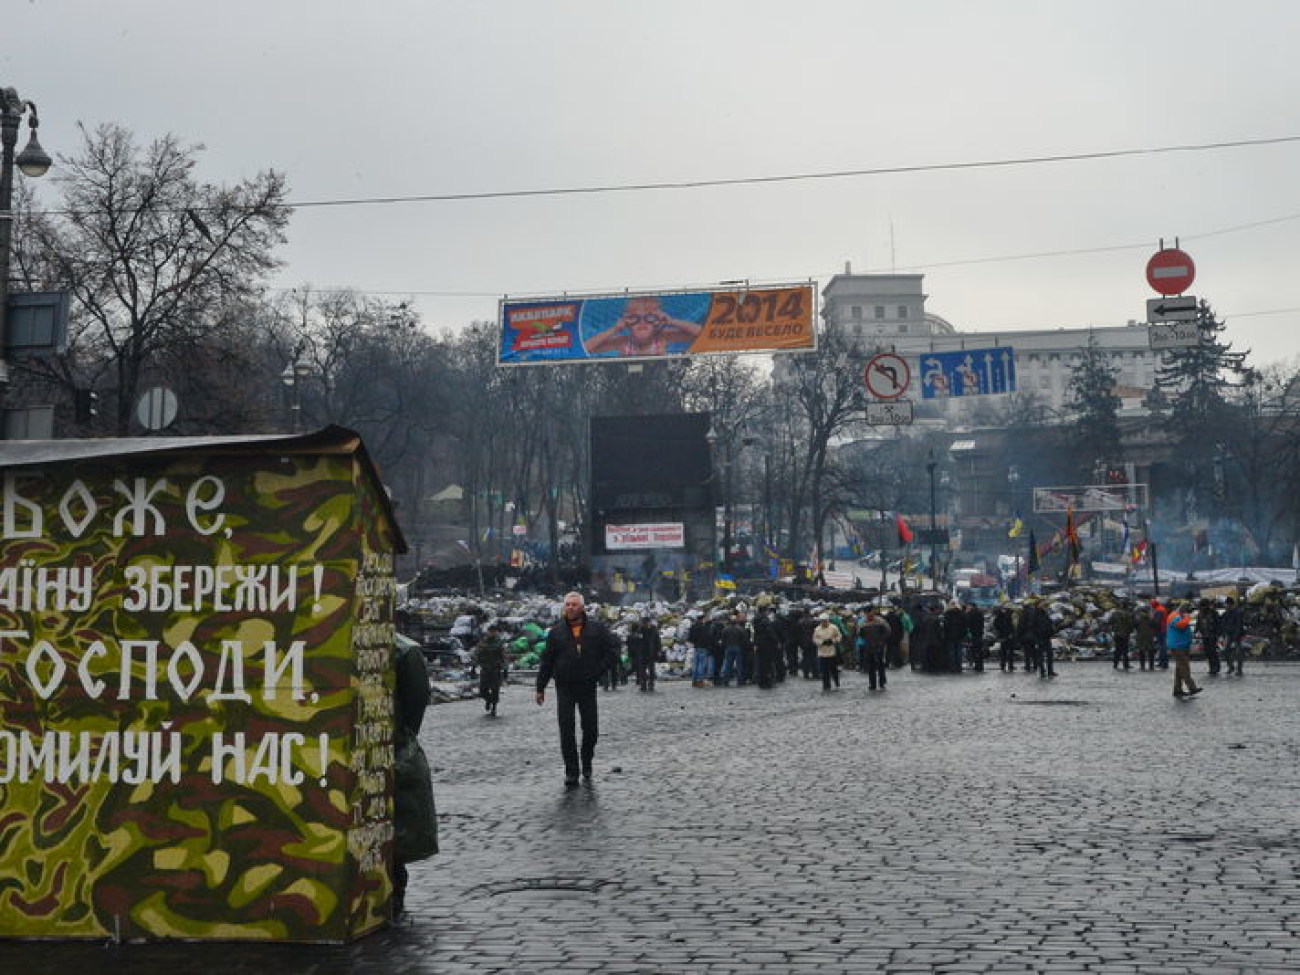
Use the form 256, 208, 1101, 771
1021, 599, 1056, 677
1134, 599, 1156, 671
1221, 596, 1246, 675
392, 628, 437, 917
964, 603, 986, 672
718, 611, 749, 687
992, 604, 1017, 672
474, 620, 509, 716
1016, 600, 1039, 673
1166, 601, 1203, 699
943, 601, 967, 672
1196, 597, 1222, 676
860, 607, 891, 690
813, 614, 842, 690
1109, 600, 1135, 671
752, 596, 782, 689
627, 616, 662, 692
535, 591, 620, 788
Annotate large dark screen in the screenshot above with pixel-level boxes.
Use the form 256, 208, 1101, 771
590, 413, 712, 511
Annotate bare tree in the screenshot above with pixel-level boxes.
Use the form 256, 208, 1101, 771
24, 123, 289, 434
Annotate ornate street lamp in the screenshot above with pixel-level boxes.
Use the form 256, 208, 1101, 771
280, 352, 313, 433
0, 86, 52, 396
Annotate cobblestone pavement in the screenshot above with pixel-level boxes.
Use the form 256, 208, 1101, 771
5, 662, 1299, 973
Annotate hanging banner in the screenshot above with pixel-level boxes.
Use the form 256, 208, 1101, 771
498, 284, 816, 365
604, 523, 686, 550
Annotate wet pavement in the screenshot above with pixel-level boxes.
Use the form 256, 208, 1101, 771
4, 661, 1300, 973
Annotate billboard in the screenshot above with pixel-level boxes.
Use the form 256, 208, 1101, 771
0, 428, 406, 942
498, 284, 816, 365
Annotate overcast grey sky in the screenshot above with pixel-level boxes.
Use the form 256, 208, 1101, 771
8, 1, 1300, 367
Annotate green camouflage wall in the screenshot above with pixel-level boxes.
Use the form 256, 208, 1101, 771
0, 447, 398, 942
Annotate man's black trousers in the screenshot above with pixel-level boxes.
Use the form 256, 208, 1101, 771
555, 681, 599, 777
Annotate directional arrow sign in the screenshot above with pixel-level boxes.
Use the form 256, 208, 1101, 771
1146, 295, 1198, 322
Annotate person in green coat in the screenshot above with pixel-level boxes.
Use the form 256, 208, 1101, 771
392, 633, 437, 918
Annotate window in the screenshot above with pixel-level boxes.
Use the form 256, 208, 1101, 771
874, 305, 885, 319
851, 305, 863, 320
897, 305, 908, 319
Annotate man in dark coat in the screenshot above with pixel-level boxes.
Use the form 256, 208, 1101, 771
1221, 596, 1246, 676
752, 596, 782, 689
474, 620, 508, 716
992, 604, 1017, 672
535, 591, 621, 788
859, 607, 892, 690
1196, 598, 1222, 676
626, 616, 662, 692
943, 601, 967, 673
914, 602, 945, 673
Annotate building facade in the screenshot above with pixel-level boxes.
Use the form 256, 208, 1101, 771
817, 270, 1160, 421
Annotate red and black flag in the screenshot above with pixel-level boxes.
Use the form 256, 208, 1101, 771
896, 512, 914, 546
1065, 506, 1081, 565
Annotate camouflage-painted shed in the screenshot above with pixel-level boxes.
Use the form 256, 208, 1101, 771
0, 426, 406, 942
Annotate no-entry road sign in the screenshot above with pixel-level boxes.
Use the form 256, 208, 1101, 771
1146, 247, 1196, 296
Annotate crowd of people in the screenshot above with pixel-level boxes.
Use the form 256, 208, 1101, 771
454, 589, 1253, 708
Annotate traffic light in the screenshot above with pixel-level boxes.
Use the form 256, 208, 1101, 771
73, 388, 99, 424
1105, 466, 1128, 485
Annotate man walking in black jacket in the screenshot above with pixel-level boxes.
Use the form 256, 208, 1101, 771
535, 592, 620, 789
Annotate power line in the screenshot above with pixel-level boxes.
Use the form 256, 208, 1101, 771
280, 134, 1300, 210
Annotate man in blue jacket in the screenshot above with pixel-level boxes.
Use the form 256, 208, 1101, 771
535, 592, 620, 788
1166, 601, 1203, 699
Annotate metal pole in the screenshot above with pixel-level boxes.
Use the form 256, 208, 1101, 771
879, 509, 888, 607
927, 455, 938, 591
0, 98, 19, 392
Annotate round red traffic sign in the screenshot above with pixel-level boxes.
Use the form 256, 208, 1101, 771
864, 352, 910, 400
1146, 247, 1195, 296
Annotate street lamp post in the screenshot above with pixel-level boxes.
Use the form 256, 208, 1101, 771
280, 352, 312, 433
927, 452, 938, 591
0, 86, 52, 403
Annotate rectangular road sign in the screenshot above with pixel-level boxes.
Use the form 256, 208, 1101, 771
866, 399, 914, 426
1149, 321, 1199, 350
1146, 296, 1198, 322
917, 347, 1017, 399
